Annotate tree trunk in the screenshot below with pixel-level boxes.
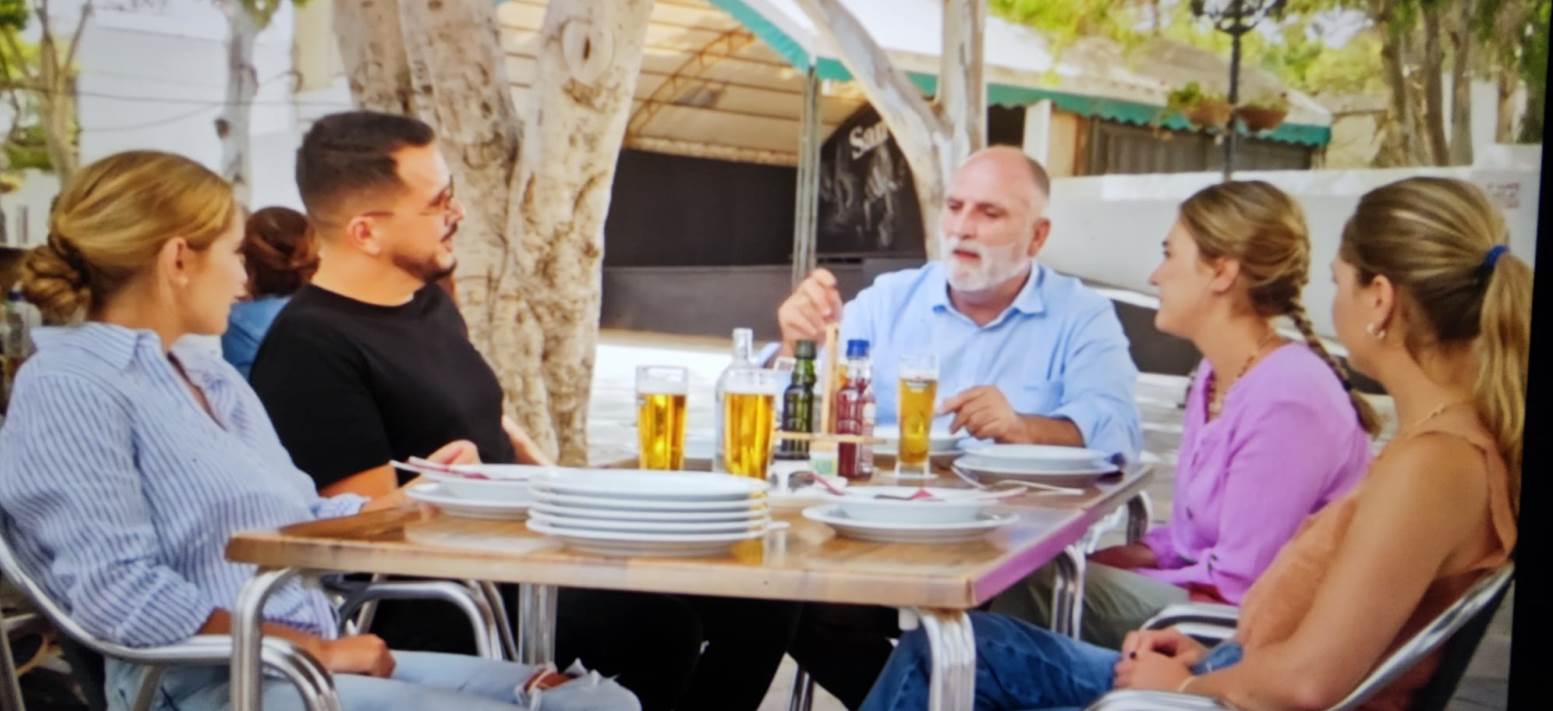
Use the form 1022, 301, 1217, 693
333, 0, 418, 116
1422, 4, 1450, 165
510, 1, 654, 465
1448, 1, 1473, 165
33, 0, 87, 181
937, 0, 986, 214
217, 1, 261, 204
1496, 68, 1518, 143
1375, 1, 1414, 167
792, 0, 986, 260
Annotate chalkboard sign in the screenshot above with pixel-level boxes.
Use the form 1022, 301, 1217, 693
817, 105, 926, 257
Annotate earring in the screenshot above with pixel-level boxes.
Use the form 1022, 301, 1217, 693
1364, 322, 1387, 340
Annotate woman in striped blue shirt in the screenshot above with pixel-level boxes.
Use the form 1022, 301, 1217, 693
0, 151, 638, 711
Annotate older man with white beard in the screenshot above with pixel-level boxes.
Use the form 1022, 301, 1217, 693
777, 145, 1142, 462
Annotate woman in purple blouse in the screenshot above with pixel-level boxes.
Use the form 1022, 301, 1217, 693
990, 180, 1379, 648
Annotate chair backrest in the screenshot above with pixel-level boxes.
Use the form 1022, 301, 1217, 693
0, 519, 184, 666
1329, 563, 1514, 711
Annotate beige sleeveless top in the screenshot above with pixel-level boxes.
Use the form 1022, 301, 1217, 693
1234, 411, 1517, 711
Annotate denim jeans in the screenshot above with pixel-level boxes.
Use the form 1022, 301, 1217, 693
105, 651, 640, 711
859, 612, 1244, 711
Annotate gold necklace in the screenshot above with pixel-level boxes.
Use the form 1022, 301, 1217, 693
1392, 400, 1467, 441
1206, 329, 1279, 419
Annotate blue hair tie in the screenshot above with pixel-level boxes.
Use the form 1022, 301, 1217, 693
1483, 244, 1509, 272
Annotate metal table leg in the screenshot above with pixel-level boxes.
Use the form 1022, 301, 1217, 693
1051, 544, 1087, 639
516, 584, 558, 666
903, 609, 975, 711
475, 581, 518, 661
1126, 493, 1153, 544
232, 567, 301, 711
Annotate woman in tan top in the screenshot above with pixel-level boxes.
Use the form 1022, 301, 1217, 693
858, 176, 1525, 711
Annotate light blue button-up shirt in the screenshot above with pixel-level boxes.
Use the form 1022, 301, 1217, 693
840, 261, 1143, 461
0, 323, 363, 653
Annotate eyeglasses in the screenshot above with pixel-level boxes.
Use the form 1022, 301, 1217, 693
358, 182, 460, 227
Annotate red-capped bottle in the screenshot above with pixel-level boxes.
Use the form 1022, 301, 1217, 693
835, 340, 875, 480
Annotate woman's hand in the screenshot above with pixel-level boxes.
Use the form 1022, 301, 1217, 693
308, 634, 395, 677
1113, 648, 1192, 692
1120, 627, 1209, 667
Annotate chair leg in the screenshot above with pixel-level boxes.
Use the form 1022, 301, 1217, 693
787, 666, 815, 711
0, 604, 26, 711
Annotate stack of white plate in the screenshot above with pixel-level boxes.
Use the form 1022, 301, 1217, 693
872, 425, 964, 459
528, 470, 773, 557
954, 444, 1120, 486
395, 461, 546, 520
802, 486, 1017, 544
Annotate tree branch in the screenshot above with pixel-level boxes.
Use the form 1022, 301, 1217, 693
63, 0, 93, 73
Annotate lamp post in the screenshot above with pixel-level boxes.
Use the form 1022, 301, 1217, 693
1191, 0, 1285, 180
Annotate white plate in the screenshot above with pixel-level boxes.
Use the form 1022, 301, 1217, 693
802, 505, 1015, 544
531, 470, 766, 501
953, 456, 1119, 485
529, 503, 765, 523
417, 471, 534, 504
957, 444, 1114, 471
407, 483, 530, 520
529, 511, 769, 534
824, 486, 1000, 524
526, 518, 771, 557
534, 489, 767, 513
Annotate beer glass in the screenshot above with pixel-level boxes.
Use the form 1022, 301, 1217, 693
721, 368, 781, 480
895, 354, 939, 478
637, 365, 688, 470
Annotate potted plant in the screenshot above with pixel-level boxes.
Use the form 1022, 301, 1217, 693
1165, 81, 1232, 131
1237, 92, 1290, 132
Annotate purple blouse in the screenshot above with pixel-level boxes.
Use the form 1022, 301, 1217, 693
1137, 343, 1371, 604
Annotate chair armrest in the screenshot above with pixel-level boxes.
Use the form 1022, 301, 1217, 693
1143, 603, 1241, 631
1084, 689, 1233, 711
114, 635, 336, 711
333, 580, 503, 660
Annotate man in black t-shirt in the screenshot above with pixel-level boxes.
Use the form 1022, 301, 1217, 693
251, 111, 799, 711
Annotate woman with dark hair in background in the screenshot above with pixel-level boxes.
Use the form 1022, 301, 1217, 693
221, 206, 317, 378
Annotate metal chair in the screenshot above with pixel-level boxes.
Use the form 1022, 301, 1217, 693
1084, 563, 1515, 711
0, 523, 509, 711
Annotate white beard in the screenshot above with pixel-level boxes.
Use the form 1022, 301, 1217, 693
941, 235, 1031, 292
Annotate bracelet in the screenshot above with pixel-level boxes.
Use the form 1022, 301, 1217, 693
1176, 676, 1197, 694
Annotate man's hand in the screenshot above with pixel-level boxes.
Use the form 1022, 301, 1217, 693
940, 386, 1027, 442
427, 439, 481, 466
777, 268, 844, 353
503, 416, 555, 466
1112, 648, 1193, 692
1120, 628, 1209, 668
310, 635, 395, 678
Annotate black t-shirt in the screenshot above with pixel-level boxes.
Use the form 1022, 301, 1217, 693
250, 284, 516, 489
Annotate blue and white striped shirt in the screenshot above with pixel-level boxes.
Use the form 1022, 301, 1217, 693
0, 322, 364, 649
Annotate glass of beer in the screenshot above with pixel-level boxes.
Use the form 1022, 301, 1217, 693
722, 368, 780, 480
637, 365, 688, 470
895, 354, 939, 478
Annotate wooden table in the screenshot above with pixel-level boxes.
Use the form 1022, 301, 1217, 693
225, 464, 1153, 711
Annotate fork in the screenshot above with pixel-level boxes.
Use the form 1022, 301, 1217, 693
948, 464, 1084, 496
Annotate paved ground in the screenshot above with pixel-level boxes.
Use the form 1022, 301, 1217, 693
585, 330, 1509, 711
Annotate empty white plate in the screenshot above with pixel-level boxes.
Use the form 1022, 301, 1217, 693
802, 505, 1015, 544
529, 503, 764, 523
824, 486, 1003, 524
533, 489, 768, 513
953, 456, 1118, 486
531, 470, 766, 501
957, 444, 1113, 471
529, 511, 769, 535
526, 518, 772, 557
407, 483, 530, 520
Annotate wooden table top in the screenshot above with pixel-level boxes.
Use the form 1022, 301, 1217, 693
227, 467, 1151, 610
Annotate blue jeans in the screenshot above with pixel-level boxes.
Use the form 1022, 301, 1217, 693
105, 651, 640, 711
859, 612, 1243, 711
